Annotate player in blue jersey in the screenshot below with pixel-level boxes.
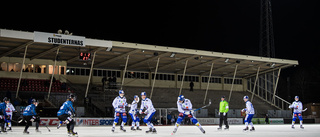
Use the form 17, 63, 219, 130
129, 95, 141, 131
289, 96, 304, 129
0, 97, 8, 133
57, 94, 77, 136
139, 92, 157, 133
172, 95, 205, 134
22, 99, 40, 134
112, 90, 129, 132
242, 96, 255, 132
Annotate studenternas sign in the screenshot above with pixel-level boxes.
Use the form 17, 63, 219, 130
34, 31, 85, 46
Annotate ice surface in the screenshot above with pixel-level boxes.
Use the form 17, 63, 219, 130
3, 124, 320, 137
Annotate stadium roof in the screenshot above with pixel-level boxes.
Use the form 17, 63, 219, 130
0, 29, 298, 78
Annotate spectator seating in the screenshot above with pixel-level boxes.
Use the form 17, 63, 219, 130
0, 78, 74, 93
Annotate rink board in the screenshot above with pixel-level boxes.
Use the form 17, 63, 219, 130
35, 117, 283, 126
7, 124, 320, 137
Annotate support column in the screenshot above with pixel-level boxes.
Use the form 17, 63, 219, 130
47, 48, 60, 99
85, 51, 98, 98
179, 60, 188, 96
251, 66, 260, 101
150, 57, 160, 99
228, 64, 238, 102
265, 73, 267, 101
121, 55, 130, 90
203, 62, 214, 105
16, 44, 30, 98
272, 68, 281, 104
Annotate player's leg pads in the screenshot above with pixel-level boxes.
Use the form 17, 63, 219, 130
122, 113, 127, 123
247, 114, 254, 123
244, 115, 249, 123
114, 112, 120, 123
298, 113, 303, 121
191, 117, 198, 124
130, 113, 135, 121
144, 112, 155, 123
176, 115, 185, 124
292, 113, 297, 122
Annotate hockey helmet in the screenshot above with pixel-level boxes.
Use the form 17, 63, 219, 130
178, 95, 185, 102
141, 92, 146, 96
68, 94, 76, 101
119, 90, 125, 95
3, 97, 9, 102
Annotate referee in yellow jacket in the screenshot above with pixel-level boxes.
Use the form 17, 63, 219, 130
218, 96, 229, 130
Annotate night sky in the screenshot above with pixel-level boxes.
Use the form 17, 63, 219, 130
1, 1, 319, 102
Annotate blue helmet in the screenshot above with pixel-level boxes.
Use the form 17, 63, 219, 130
141, 92, 146, 96
119, 90, 124, 95
295, 96, 299, 99
178, 95, 185, 101
134, 95, 139, 99
243, 96, 249, 100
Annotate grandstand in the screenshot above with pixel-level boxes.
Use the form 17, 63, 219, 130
0, 29, 298, 120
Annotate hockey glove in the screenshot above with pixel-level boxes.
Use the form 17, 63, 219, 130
144, 110, 148, 115
30, 116, 36, 122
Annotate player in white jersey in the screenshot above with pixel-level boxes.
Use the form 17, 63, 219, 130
289, 96, 304, 129
129, 95, 141, 131
139, 92, 157, 133
5, 99, 15, 131
172, 95, 205, 134
112, 90, 129, 132
242, 96, 255, 131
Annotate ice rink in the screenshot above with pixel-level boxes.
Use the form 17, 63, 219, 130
2, 124, 320, 137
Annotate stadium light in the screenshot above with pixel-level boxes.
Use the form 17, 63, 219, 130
270, 63, 276, 68
170, 52, 176, 58
225, 58, 230, 63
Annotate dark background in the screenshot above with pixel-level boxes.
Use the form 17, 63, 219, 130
1, 1, 319, 103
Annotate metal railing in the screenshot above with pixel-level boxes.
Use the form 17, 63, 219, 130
247, 89, 291, 110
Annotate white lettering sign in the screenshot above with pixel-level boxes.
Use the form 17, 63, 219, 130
34, 31, 85, 47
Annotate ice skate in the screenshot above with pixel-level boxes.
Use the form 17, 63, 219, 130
199, 127, 205, 134
172, 127, 178, 134
136, 127, 142, 130
243, 127, 249, 132
250, 127, 255, 131
224, 127, 229, 130
111, 127, 115, 132
131, 126, 136, 131
151, 128, 157, 134
291, 125, 295, 129
300, 125, 304, 129
23, 130, 29, 134
120, 126, 126, 132
57, 123, 62, 129
146, 128, 152, 133
7, 127, 12, 132
217, 127, 222, 130
68, 131, 78, 137
35, 129, 41, 133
